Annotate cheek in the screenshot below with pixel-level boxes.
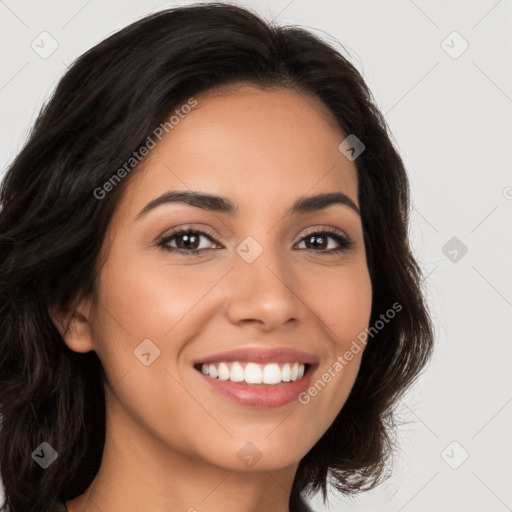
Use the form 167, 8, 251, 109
305, 262, 373, 347
93, 250, 214, 340
297, 263, 372, 418
89, 248, 232, 398
88, 260, 206, 452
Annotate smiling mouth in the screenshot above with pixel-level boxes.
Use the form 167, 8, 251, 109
193, 361, 311, 385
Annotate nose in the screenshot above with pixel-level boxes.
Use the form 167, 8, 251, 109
224, 244, 303, 331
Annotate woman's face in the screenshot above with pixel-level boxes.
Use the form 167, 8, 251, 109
73, 85, 372, 474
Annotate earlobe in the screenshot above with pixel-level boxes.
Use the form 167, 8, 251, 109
50, 296, 95, 354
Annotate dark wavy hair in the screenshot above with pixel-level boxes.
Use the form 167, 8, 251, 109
0, 3, 434, 511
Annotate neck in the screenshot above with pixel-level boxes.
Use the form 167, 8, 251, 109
66, 388, 298, 512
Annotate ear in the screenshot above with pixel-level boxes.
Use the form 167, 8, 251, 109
50, 295, 95, 353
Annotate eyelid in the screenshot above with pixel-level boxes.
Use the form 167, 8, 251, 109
300, 225, 349, 240
158, 224, 220, 241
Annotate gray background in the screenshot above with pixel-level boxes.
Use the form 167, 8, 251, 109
1, 1, 511, 511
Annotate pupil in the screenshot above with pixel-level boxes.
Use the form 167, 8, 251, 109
179, 233, 198, 250
308, 234, 326, 249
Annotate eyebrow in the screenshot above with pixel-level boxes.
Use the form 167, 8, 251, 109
135, 190, 360, 220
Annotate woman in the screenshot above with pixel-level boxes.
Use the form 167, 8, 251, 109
0, 3, 434, 511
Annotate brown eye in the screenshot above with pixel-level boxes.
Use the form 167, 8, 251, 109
157, 229, 219, 254
296, 229, 353, 253
156, 227, 353, 255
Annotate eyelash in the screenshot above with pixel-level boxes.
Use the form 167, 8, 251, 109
156, 227, 354, 255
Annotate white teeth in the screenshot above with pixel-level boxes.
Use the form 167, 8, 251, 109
218, 362, 230, 380
262, 363, 282, 385
281, 363, 291, 382
208, 364, 218, 378
230, 362, 245, 382
245, 362, 262, 384
290, 363, 299, 381
198, 361, 306, 385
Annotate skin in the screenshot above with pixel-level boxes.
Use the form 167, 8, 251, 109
60, 84, 372, 512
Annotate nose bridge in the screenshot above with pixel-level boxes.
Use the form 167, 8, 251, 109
225, 233, 299, 327
235, 235, 291, 293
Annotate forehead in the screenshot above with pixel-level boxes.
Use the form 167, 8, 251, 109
118, 85, 358, 217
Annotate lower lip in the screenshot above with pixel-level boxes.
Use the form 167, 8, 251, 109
195, 365, 315, 408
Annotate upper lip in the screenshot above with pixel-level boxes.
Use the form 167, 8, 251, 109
194, 347, 319, 366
